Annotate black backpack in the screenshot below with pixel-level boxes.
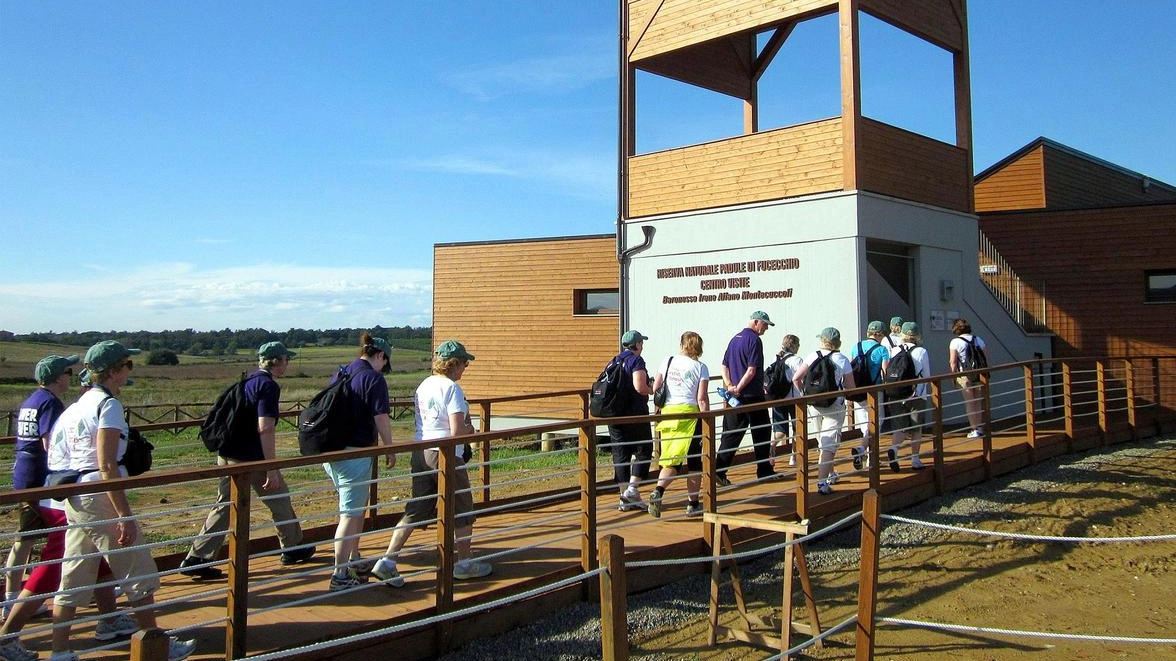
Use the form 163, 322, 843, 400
198, 374, 261, 453
883, 345, 919, 400
960, 336, 988, 384
298, 367, 355, 456
589, 358, 627, 417
98, 397, 153, 476
847, 342, 880, 402
803, 351, 840, 408
764, 352, 794, 400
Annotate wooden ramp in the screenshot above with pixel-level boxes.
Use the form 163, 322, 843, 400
16, 427, 1136, 660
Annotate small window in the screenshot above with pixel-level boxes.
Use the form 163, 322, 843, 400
1145, 270, 1176, 303
575, 289, 619, 316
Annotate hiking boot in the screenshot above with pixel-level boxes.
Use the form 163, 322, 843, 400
94, 612, 139, 641
351, 557, 378, 576
817, 481, 833, 496
0, 639, 38, 661
714, 474, 731, 488
279, 545, 315, 566
167, 637, 196, 661
967, 428, 984, 439
685, 502, 704, 517
453, 560, 493, 580
826, 471, 839, 485
179, 556, 224, 581
887, 448, 900, 473
371, 559, 406, 588
647, 490, 663, 519
850, 447, 863, 471
618, 492, 646, 512
328, 569, 368, 592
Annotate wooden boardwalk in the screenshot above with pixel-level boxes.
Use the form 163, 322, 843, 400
17, 421, 1156, 661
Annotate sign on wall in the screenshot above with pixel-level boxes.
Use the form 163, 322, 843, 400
655, 257, 801, 306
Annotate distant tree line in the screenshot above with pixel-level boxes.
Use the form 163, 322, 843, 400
4, 326, 433, 357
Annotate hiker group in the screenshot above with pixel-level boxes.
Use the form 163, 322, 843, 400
590, 311, 988, 512
2, 334, 489, 661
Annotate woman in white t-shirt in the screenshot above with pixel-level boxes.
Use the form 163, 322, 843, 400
790, 328, 856, 495
948, 318, 988, 438
647, 331, 710, 519
885, 322, 932, 471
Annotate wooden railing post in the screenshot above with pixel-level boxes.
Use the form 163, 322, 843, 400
980, 372, 992, 481
866, 391, 880, 491
855, 489, 880, 661
435, 442, 457, 649
366, 456, 379, 532
479, 401, 492, 503
929, 379, 945, 496
1062, 362, 1075, 451
599, 534, 629, 661
131, 628, 169, 661
701, 412, 718, 550
225, 471, 251, 659
579, 419, 599, 600
1152, 357, 1163, 436
1023, 364, 1038, 464
1096, 360, 1109, 445
794, 406, 810, 520
1124, 359, 1138, 441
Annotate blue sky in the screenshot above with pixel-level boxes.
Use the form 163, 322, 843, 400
2, 1, 1173, 333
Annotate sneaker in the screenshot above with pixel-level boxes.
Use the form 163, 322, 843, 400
0, 639, 38, 661
351, 557, 378, 576
967, 428, 984, 439
714, 474, 731, 488
279, 545, 316, 566
371, 559, 405, 588
685, 502, 704, 517
453, 560, 493, 580
178, 556, 224, 581
328, 569, 369, 592
94, 611, 139, 641
911, 457, 927, 470
887, 448, 900, 473
46, 652, 77, 661
618, 493, 646, 512
817, 481, 833, 496
850, 447, 863, 471
647, 491, 663, 518
826, 471, 839, 485
167, 637, 196, 661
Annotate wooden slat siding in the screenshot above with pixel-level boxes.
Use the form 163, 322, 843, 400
635, 37, 754, 99
974, 145, 1046, 212
1043, 146, 1176, 210
433, 237, 619, 417
856, 117, 971, 212
628, 0, 837, 63
627, 118, 843, 218
859, 0, 964, 52
979, 203, 1176, 364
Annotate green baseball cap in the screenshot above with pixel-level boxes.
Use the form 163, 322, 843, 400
258, 341, 297, 360
621, 330, 648, 347
817, 327, 841, 344
751, 310, 775, 326
435, 339, 475, 361
889, 316, 904, 328
84, 341, 141, 372
34, 355, 80, 384
901, 321, 921, 336
866, 320, 885, 333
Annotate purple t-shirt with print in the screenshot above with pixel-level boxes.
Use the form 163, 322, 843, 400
14, 388, 65, 489
722, 327, 766, 401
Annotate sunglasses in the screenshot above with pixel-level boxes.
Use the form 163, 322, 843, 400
119, 359, 134, 371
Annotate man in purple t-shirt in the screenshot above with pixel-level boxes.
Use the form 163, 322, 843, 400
717, 311, 777, 484
5, 354, 78, 605
180, 342, 314, 580
604, 330, 654, 511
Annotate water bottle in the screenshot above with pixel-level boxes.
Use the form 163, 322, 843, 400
718, 387, 741, 407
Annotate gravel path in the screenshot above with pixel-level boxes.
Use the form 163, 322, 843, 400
438, 436, 1176, 661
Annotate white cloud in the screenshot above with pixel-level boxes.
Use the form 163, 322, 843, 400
444, 42, 613, 101
0, 262, 433, 333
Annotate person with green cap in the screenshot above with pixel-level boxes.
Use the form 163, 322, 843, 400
369, 339, 492, 586
602, 330, 654, 511
790, 328, 856, 495
49, 340, 196, 661
848, 321, 890, 471
716, 311, 777, 484
323, 332, 397, 592
887, 316, 904, 349
886, 322, 932, 471
179, 341, 314, 580
4, 355, 79, 620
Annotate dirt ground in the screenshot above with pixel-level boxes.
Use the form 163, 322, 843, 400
631, 440, 1176, 661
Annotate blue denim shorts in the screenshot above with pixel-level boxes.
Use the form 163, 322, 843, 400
322, 454, 373, 516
